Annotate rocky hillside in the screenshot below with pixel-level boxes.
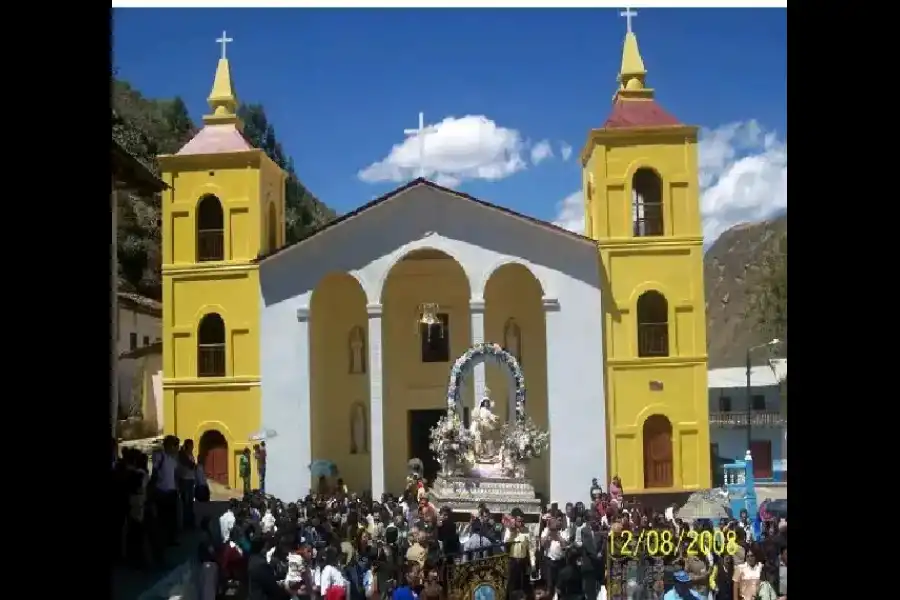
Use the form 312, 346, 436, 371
112, 77, 336, 300
704, 214, 787, 368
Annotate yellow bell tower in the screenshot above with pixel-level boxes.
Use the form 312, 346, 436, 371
581, 18, 711, 494
158, 45, 286, 490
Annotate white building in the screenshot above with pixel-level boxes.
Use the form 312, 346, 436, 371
116, 292, 162, 421
708, 359, 787, 483
259, 181, 608, 503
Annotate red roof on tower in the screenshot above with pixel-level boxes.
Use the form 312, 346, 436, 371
602, 99, 681, 129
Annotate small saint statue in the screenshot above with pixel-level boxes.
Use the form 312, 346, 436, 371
349, 326, 366, 374
504, 318, 522, 364
350, 403, 367, 454
470, 390, 500, 459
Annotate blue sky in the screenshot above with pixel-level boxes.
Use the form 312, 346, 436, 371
113, 8, 786, 242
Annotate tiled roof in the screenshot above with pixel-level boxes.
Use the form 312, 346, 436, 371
602, 99, 681, 129
117, 291, 162, 317
176, 124, 253, 156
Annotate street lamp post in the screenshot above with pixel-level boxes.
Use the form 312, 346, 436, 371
745, 338, 781, 453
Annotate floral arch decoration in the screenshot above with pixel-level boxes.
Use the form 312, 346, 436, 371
446, 342, 526, 420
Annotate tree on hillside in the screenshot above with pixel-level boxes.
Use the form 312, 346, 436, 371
238, 103, 336, 244
749, 235, 787, 344
163, 96, 195, 148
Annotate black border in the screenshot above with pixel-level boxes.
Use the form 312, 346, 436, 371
7, 4, 116, 593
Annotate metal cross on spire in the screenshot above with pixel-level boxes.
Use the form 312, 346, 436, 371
216, 30, 234, 59
620, 7, 638, 33
403, 112, 438, 179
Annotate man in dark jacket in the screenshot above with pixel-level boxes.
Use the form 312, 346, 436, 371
247, 530, 292, 600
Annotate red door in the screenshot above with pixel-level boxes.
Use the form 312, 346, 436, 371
750, 441, 772, 479
643, 415, 674, 488
205, 446, 229, 485
199, 430, 229, 485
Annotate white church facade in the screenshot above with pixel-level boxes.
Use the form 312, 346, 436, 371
258, 181, 608, 503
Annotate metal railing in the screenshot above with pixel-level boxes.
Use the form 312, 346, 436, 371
709, 411, 785, 428
638, 323, 669, 357
197, 229, 224, 262
198, 345, 225, 377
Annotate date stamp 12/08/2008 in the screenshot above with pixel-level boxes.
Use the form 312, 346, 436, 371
609, 529, 740, 558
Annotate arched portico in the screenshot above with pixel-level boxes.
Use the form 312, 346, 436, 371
309, 272, 370, 492
380, 248, 471, 491
484, 262, 549, 492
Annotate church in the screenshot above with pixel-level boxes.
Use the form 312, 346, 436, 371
157, 22, 711, 504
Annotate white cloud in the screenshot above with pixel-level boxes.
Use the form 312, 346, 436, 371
553, 190, 584, 233
553, 120, 787, 245
560, 142, 573, 161
358, 115, 528, 185
530, 140, 554, 165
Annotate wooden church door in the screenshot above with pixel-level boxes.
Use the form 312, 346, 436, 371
643, 415, 674, 488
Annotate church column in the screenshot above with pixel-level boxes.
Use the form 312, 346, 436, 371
367, 303, 386, 498
291, 307, 314, 499
469, 299, 488, 412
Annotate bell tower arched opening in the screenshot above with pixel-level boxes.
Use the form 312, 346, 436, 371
632, 168, 663, 237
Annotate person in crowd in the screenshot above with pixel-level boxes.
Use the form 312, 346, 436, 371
254, 442, 268, 494
124, 449, 151, 566
406, 530, 428, 567
221, 498, 240, 543
737, 510, 754, 543
463, 518, 492, 552
153, 435, 180, 546
240, 447, 253, 495
555, 548, 583, 600
178, 438, 197, 530
732, 547, 762, 600
504, 510, 533, 600
436, 506, 460, 557
196, 516, 220, 600
578, 516, 604, 600
248, 524, 293, 600
320, 546, 348, 600
665, 570, 704, 600
710, 554, 734, 600
420, 568, 444, 600
195, 460, 211, 503
540, 516, 567, 592
608, 475, 624, 508
391, 562, 420, 600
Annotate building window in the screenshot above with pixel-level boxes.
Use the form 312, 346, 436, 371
631, 168, 664, 237
420, 313, 450, 363
718, 396, 732, 412
636, 290, 669, 357
197, 313, 226, 377
143, 335, 150, 346
197, 194, 225, 262
751, 394, 766, 411
129, 332, 137, 351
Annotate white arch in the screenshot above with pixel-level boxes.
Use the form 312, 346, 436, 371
370, 236, 476, 304
478, 257, 549, 299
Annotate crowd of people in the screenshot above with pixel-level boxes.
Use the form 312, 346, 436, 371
180, 474, 787, 600
110, 437, 787, 600
111, 434, 212, 568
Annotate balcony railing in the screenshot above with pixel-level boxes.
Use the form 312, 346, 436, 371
638, 323, 669, 357
197, 229, 224, 262
709, 411, 785, 428
198, 345, 226, 377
